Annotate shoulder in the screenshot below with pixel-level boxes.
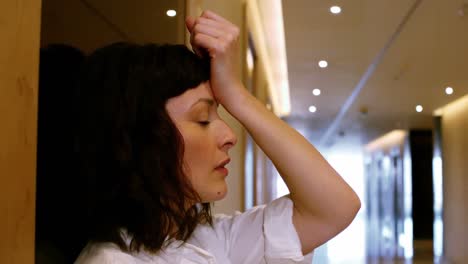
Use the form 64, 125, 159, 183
202, 196, 295, 243
209, 195, 294, 227
74, 242, 138, 264
212, 195, 293, 224
201, 196, 313, 263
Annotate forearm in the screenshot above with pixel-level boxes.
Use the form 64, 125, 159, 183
186, 9, 359, 252
224, 85, 360, 223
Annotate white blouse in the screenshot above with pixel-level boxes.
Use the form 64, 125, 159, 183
75, 196, 314, 263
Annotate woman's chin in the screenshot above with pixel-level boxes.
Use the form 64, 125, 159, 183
200, 185, 228, 203
214, 188, 228, 201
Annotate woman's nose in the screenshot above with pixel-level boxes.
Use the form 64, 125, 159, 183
219, 121, 237, 151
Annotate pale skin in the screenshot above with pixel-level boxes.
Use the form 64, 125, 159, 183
186, 11, 361, 254
166, 82, 237, 202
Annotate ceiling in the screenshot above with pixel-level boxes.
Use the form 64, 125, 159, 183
281, 0, 468, 147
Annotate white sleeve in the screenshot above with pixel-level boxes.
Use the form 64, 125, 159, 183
74, 243, 138, 264
212, 196, 314, 263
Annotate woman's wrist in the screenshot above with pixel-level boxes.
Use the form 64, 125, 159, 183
218, 83, 251, 115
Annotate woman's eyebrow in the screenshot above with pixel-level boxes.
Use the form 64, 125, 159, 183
190, 98, 217, 109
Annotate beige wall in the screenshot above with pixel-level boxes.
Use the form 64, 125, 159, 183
41, 0, 125, 52
41, 0, 186, 52
441, 95, 468, 263
0, 0, 42, 263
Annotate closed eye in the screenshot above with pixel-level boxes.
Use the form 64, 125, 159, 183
198, 121, 210, 126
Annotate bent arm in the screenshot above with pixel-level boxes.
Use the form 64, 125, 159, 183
223, 88, 361, 254
186, 10, 361, 254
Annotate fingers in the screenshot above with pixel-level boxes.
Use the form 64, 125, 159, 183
192, 16, 235, 37
192, 19, 225, 39
187, 10, 239, 58
192, 34, 219, 58
201, 10, 233, 27
185, 16, 196, 33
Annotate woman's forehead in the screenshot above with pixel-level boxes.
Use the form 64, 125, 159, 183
166, 82, 214, 115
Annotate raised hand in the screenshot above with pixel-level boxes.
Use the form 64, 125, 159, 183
186, 10, 243, 108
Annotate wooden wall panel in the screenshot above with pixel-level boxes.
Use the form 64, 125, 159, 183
0, 0, 42, 263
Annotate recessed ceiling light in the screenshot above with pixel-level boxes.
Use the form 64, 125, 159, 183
318, 60, 328, 68
416, 105, 423, 112
308, 105, 317, 113
312, 89, 321, 96
445, 86, 454, 95
166, 9, 177, 17
330, 6, 342, 14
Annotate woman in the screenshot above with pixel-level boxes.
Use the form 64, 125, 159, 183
75, 10, 360, 263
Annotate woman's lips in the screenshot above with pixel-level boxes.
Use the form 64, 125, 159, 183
217, 158, 231, 168
215, 158, 230, 176
215, 166, 229, 176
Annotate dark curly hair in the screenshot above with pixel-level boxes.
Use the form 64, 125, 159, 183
76, 42, 212, 253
